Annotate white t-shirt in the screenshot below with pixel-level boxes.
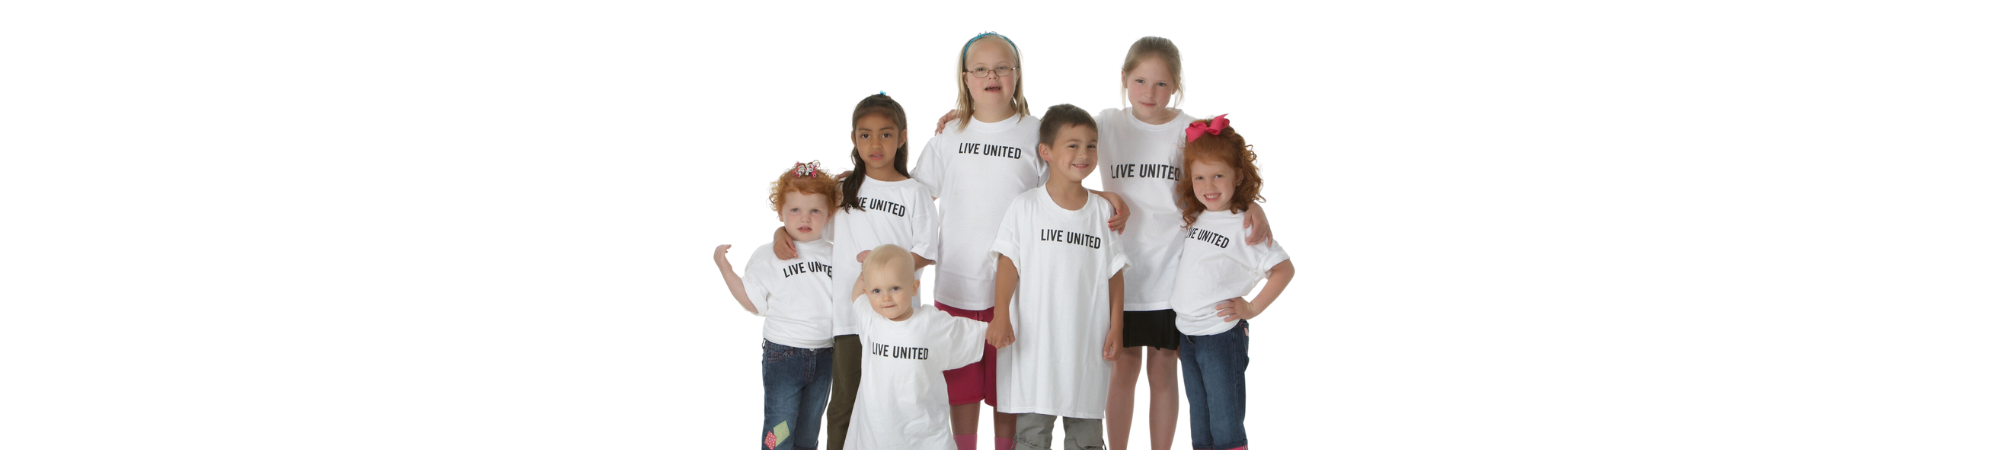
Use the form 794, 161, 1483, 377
742, 240, 838, 349
1096, 107, 1199, 311
912, 114, 1047, 311
844, 296, 987, 450
830, 176, 941, 336
1169, 210, 1291, 336
991, 186, 1130, 419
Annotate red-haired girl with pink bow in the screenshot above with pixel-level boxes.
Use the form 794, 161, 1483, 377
1170, 116, 1296, 450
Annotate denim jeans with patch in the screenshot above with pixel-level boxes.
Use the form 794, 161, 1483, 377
761, 340, 834, 450
1181, 320, 1249, 450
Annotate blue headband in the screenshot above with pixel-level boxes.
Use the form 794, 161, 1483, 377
959, 32, 1019, 69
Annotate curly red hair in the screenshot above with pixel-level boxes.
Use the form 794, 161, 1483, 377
1176, 119, 1262, 227
770, 163, 840, 212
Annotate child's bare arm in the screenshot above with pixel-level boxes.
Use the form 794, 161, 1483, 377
714, 245, 757, 314
1243, 202, 1275, 246
1104, 269, 1126, 361
1218, 259, 1295, 321
850, 267, 867, 302
770, 227, 797, 260
913, 254, 935, 271
1089, 190, 1131, 234
988, 254, 1019, 348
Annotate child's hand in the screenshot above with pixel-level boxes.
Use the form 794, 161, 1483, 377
855, 250, 872, 263
1102, 330, 1123, 361
934, 110, 957, 135
772, 226, 797, 260
987, 319, 1015, 349
835, 170, 853, 181
1216, 297, 1261, 322
1243, 203, 1275, 246
1100, 191, 1130, 234
713, 245, 732, 267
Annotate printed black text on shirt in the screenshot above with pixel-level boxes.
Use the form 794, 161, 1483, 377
1041, 229, 1102, 249
1187, 227, 1230, 249
868, 340, 929, 360
957, 142, 1023, 159
783, 261, 834, 278
1108, 163, 1179, 181
856, 196, 906, 217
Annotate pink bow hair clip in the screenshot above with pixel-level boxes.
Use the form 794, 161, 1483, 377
1184, 114, 1231, 143
792, 161, 822, 178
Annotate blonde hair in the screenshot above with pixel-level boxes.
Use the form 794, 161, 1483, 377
1121, 36, 1184, 109
953, 32, 1029, 132
862, 244, 916, 278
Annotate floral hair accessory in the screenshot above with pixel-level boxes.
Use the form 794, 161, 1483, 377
1184, 114, 1231, 143
791, 160, 822, 178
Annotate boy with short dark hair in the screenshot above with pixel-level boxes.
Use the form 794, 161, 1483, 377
988, 104, 1130, 450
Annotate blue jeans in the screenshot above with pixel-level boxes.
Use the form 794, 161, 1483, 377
1181, 320, 1249, 450
762, 340, 834, 450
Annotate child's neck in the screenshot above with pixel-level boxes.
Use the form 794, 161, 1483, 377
864, 167, 907, 182
971, 104, 1017, 124
1044, 179, 1089, 211
1133, 107, 1178, 126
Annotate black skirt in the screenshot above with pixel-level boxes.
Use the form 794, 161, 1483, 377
1121, 309, 1183, 351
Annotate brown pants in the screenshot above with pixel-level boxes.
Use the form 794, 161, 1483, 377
825, 334, 862, 450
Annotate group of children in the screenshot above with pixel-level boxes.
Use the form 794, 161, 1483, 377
714, 33, 1297, 450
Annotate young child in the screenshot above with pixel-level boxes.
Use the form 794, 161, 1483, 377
713, 162, 842, 450
843, 244, 988, 450
1095, 36, 1198, 450
989, 104, 1130, 450
1170, 116, 1295, 450
909, 32, 1128, 450
825, 93, 940, 450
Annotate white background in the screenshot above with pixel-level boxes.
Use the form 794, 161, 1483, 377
3, 1, 1997, 449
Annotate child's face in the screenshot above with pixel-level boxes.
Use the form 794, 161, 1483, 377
777, 191, 830, 241
1187, 158, 1238, 212
963, 40, 1018, 113
1124, 57, 1176, 120
1038, 124, 1098, 184
852, 114, 904, 174
861, 262, 918, 321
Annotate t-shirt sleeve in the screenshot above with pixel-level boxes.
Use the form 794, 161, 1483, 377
743, 248, 774, 316
936, 310, 989, 370
1101, 201, 1132, 277
908, 184, 942, 262
912, 136, 947, 199
989, 197, 1026, 263
822, 212, 838, 244
850, 292, 874, 339
1256, 238, 1291, 277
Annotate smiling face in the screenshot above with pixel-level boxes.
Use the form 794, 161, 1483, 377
777, 191, 831, 241
1124, 56, 1178, 123
963, 39, 1019, 115
861, 256, 918, 321
1187, 158, 1238, 212
1038, 124, 1098, 184
852, 114, 905, 174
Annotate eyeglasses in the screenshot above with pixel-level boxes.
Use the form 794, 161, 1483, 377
964, 66, 1017, 79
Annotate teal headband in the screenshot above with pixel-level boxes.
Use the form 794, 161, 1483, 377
959, 32, 1019, 69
